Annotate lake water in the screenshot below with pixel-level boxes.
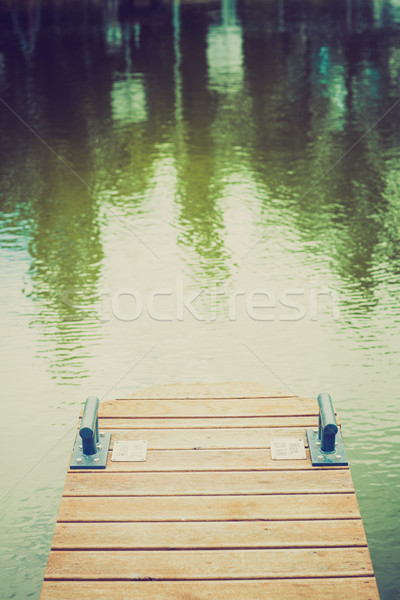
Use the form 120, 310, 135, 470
0, 0, 400, 597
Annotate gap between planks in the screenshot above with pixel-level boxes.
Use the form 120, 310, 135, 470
115, 396, 298, 400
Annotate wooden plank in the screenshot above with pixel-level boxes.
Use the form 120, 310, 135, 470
71, 448, 347, 472
106, 427, 309, 449
64, 469, 354, 496
52, 519, 367, 550
41, 579, 380, 600
82, 449, 319, 472
58, 493, 361, 522
44, 548, 374, 580
98, 416, 325, 428
99, 398, 318, 419
127, 382, 295, 399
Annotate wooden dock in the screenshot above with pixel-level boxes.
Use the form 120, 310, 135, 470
41, 382, 380, 599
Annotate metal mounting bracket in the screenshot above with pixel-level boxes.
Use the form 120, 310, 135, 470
306, 392, 348, 467
70, 396, 111, 470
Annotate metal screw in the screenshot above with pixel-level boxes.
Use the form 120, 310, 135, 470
317, 455, 323, 461
97, 444, 102, 449
316, 441, 321, 446
100, 432, 105, 437
336, 454, 342, 459
79, 445, 82, 449
313, 429, 318, 433
93, 458, 100, 463
76, 458, 82, 463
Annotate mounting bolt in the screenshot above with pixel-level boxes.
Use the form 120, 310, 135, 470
313, 429, 318, 433
93, 458, 100, 463
76, 458, 82, 463
317, 455, 323, 461
336, 454, 342, 459
79, 445, 82, 449
316, 441, 321, 446
100, 432, 105, 437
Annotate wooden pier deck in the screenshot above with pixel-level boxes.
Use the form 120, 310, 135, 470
40, 382, 380, 599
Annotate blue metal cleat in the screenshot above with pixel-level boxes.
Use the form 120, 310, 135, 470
307, 392, 348, 466
70, 396, 111, 470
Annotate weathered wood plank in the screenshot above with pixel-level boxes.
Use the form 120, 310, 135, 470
44, 548, 374, 580
105, 427, 309, 449
81, 449, 318, 472
127, 382, 294, 399
98, 416, 325, 428
64, 469, 354, 496
41, 578, 380, 600
52, 519, 367, 550
99, 398, 318, 419
70, 448, 347, 473
58, 493, 361, 522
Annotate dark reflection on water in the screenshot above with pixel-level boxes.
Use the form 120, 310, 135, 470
1, 0, 400, 598
2, 0, 400, 295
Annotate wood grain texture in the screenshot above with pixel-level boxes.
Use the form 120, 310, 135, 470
64, 469, 354, 496
97, 416, 324, 428
69, 448, 348, 473
44, 548, 374, 580
58, 493, 362, 522
52, 519, 367, 550
86, 448, 316, 472
127, 382, 294, 399
106, 427, 309, 449
41, 579, 380, 600
98, 398, 318, 419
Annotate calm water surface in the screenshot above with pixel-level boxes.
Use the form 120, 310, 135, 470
1, 0, 400, 597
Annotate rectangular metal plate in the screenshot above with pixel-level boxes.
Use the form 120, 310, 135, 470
270, 438, 306, 460
111, 440, 148, 462
70, 431, 111, 469
307, 428, 348, 466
